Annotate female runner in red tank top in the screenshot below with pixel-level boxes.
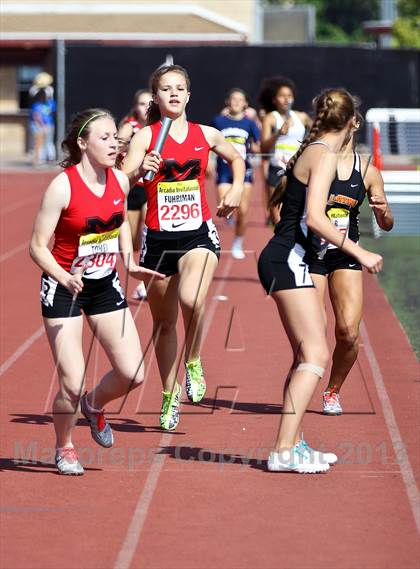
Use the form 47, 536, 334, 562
30, 109, 164, 475
122, 65, 245, 431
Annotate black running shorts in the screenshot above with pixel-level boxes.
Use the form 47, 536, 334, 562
40, 270, 127, 318
308, 248, 362, 276
258, 240, 314, 293
140, 220, 220, 277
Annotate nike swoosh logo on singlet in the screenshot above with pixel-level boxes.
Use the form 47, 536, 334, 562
350, 184, 358, 188
113, 199, 122, 205
194, 146, 204, 151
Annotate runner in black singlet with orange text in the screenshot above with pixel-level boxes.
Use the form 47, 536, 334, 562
308, 127, 393, 415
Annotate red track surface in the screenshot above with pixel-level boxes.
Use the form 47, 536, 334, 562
1, 169, 419, 569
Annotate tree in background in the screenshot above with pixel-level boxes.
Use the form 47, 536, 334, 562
392, 0, 420, 47
265, 0, 380, 43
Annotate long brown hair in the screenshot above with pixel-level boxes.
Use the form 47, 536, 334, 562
146, 64, 191, 125
59, 108, 113, 168
270, 88, 360, 208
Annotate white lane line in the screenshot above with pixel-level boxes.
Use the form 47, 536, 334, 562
114, 433, 171, 569
0, 242, 28, 264
114, 257, 233, 569
360, 320, 420, 535
0, 325, 44, 377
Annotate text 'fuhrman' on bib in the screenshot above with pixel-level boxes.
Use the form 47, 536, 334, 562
157, 179, 202, 231
70, 228, 120, 279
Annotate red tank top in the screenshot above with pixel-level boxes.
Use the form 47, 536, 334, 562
144, 121, 211, 231
52, 165, 125, 278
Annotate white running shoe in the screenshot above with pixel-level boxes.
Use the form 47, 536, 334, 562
55, 447, 84, 476
132, 281, 147, 300
298, 436, 338, 465
231, 245, 245, 260
231, 237, 245, 260
267, 444, 330, 474
323, 390, 343, 415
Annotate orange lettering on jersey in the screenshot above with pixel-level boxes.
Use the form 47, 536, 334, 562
328, 194, 358, 208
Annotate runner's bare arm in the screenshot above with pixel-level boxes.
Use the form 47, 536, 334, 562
117, 122, 134, 159
365, 163, 394, 231
29, 174, 75, 284
121, 127, 157, 187
261, 112, 280, 153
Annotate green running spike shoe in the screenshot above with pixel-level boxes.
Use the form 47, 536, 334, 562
160, 382, 181, 431
185, 358, 206, 403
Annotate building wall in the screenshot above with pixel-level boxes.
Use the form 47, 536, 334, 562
0, 66, 28, 158
0, 0, 254, 158
1, 1, 254, 37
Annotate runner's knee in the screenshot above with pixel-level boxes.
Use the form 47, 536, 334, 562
153, 317, 177, 337
335, 324, 359, 349
58, 380, 84, 404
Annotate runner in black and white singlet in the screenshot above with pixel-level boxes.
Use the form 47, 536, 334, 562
122, 65, 245, 432
260, 76, 312, 225
257, 89, 383, 474
308, 129, 394, 416
29, 109, 164, 475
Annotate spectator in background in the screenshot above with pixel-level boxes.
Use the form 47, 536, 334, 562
29, 72, 56, 165
29, 88, 48, 167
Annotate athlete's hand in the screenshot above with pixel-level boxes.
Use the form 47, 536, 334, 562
369, 195, 389, 216
217, 184, 243, 218
64, 265, 87, 296
142, 150, 161, 176
358, 250, 383, 274
278, 117, 292, 137
129, 264, 166, 281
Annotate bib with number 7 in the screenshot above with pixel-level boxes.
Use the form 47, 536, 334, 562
157, 179, 202, 231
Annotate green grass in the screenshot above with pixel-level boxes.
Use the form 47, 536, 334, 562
360, 206, 420, 358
